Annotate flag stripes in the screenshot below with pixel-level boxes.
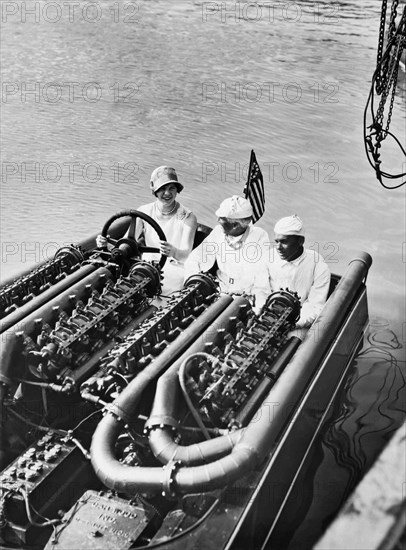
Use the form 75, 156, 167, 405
243, 149, 265, 223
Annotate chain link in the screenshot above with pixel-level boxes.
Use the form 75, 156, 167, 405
384, 40, 403, 133
375, 0, 400, 94
376, 0, 388, 93
374, 1, 404, 138
365, 1, 406, 187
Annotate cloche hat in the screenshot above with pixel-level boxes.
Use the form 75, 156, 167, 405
150, 166, 183, 194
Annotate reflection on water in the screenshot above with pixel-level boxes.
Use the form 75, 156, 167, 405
1, 0, 405, 546
270, 323, 406, 548
325, 325, 404, 481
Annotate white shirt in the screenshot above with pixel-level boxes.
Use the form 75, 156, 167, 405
135, 202, 194, 262
184, 224, 272, 310
134, 202, 195, 295
267, 248, 331, 328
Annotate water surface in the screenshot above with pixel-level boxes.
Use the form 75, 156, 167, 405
1, 1, 405, 546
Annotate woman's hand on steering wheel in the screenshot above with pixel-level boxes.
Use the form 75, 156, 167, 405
159, 240, 177, 259
101, 210, 168, 268
96, 234, 108, 248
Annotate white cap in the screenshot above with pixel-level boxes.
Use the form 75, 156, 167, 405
274, 215, 305, 236
215, 195, 253, 219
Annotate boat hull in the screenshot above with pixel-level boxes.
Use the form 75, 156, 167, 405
0, 216, 372, 549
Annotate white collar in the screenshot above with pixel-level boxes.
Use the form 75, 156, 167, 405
278, 249, 305, 266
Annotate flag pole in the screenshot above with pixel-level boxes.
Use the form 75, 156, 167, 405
244, 149, 255, 199
243, 149, 265, 224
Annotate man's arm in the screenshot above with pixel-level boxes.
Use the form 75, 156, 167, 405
296, 260, 331, 328
183, 225, 220, 281
252, 268, 272, 314
250, 230, 272, 314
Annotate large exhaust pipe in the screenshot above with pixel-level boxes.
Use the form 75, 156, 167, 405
91, 253, 372, 497
91, 294, 236, 493
0, 266, 113, 386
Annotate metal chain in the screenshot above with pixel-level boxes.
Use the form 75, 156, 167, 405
376, 0, 388, 93
376, 45, 397, 129
376, 0, 400, 94
388, 0, 399, 41
365, 2, 406, 187
375, 1, 404, 143
384, 36, 404, 133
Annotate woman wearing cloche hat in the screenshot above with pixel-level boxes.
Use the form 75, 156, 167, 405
136, 166, 196, 262
97, 166, 197, 294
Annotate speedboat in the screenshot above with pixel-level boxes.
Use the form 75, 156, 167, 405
0, 210, 372, 549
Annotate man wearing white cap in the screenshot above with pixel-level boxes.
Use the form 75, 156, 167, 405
184, 195, 271, 313
269, 214, 330, 334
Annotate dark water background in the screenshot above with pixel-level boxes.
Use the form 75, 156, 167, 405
1, 1, 405, 547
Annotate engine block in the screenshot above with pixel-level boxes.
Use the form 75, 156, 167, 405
80, 275, 219, 401
181, 290, 301, 428
0, 214, 372, 550
0, 275, 221, 546
21, 264, 162, 390
0, 246, 85, 320
0, 289, 302, 549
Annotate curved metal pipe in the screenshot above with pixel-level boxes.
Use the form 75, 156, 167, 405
92, 253, 373, 496
0, 264, 98, 334
171, 252, 374, 493
149, 425, 244, 466
148, 337, 302, 466
92, 394, 264, 496
146, 297, 251, 465
0, 266, 113, 386
91, 294, 234, 491
286, 251, 373, 371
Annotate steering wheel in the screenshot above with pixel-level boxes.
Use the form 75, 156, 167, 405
101, 210, 167, 268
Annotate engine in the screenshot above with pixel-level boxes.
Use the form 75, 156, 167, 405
0, 212, 307, 549
20, 263, 163, 392
0, 246, 86, 320
178, 290, 302, 429
0, 282, 301, 548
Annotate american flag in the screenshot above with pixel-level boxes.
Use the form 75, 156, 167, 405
243, 150, 265, 223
